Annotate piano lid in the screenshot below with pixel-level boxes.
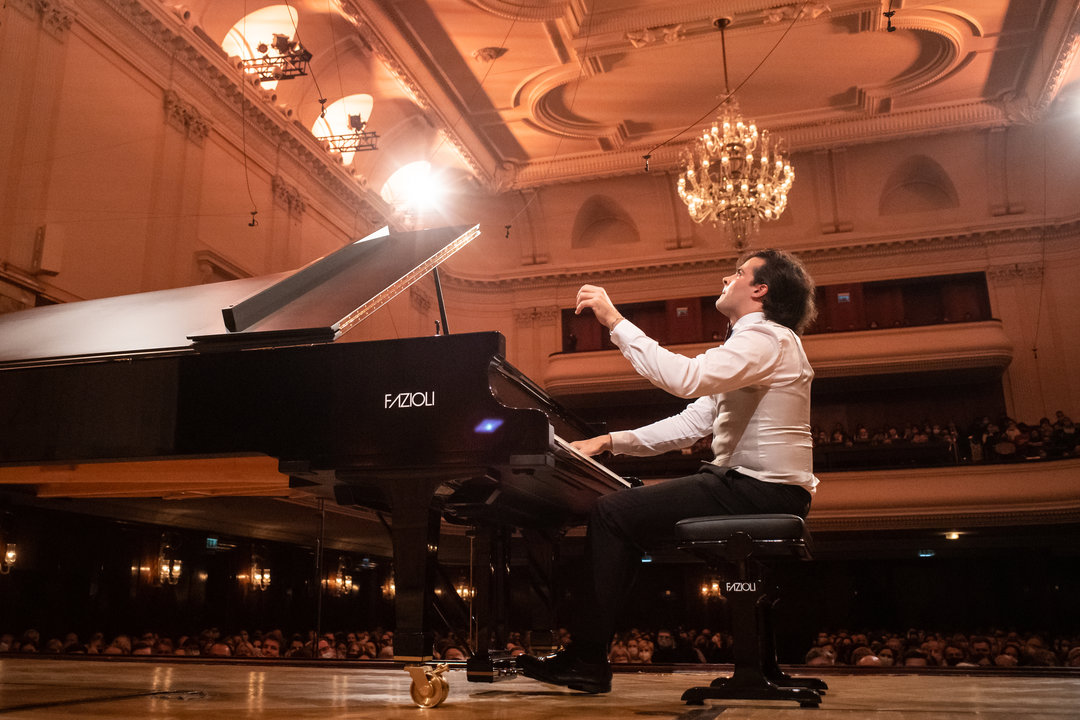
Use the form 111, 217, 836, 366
0, 224, 480, 366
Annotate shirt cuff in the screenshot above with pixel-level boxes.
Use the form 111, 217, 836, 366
610, 318, 643, 344
608, 430, 635, 455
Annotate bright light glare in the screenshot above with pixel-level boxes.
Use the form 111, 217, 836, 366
381, 161, 445, 214
221, 5, 300, 91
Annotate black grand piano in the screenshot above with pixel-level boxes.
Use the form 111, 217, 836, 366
0, 225, 631, 689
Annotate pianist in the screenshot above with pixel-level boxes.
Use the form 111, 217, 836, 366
517, 249, 817, 694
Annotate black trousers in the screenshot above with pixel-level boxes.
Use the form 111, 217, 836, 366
573, 464, 812, 649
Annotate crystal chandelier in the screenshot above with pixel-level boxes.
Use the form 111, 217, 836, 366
676, 19, 794, 249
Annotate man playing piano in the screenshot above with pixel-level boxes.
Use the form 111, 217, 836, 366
517, 249, 818, 694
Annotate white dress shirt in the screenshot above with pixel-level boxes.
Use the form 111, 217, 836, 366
608, 311, 818, 493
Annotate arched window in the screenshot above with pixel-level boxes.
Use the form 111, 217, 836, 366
571, 195, 640, 248
312, 95, 375, 166
221, 5, 300, 91
879, 155, 959, 215
381, 161, 444, 216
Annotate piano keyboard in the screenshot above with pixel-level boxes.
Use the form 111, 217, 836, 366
553, 433, 634, 489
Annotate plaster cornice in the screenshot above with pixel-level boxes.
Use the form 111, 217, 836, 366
84, 0, 391, 226
442, 218, 1080, 292
1029, 1, 1080, 115
464, 0, 571, 22
510, 101, 1015, 188
336, 0, 497, 186
332, 0, 1074, 193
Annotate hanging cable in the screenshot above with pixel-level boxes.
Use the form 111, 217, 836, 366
426, 15, 519, 166
281, 0, 328, 112
505, 0, 601, 228
239, 1, 260, 226
642, 1, 810, 162
325, 0, 349, 110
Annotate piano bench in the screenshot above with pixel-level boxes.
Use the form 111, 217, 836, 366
675, 514, 826, 708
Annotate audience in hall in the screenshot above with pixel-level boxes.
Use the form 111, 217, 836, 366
802, 628, 1080, 668
809, 410, 1079, 466
5, 625, 1077, 669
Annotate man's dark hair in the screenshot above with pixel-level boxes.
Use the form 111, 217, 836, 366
743, 248, 817, 333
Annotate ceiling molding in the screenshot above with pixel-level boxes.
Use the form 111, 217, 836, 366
573, 0, 838, 40
382, 1, 1076, 193
337, 0, 499, 186
871, 11, 968, 99
1031, 2, 1080, 114
508, 100, 1015, 188
514, 64, 623, 142
85, 0, 391, 225
464, 0, 571, 23
442, 218, 1080, 291
130, 1, 1079, 198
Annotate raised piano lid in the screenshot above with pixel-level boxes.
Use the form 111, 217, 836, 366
0, 224, 480, 367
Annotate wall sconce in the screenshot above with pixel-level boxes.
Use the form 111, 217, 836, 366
0, 513, 15, 575
251, 561, 271, 591
454, 578, 475, 601
328, 557, 354, 597
700, 578, 724, 600
0, 543, 16, 574
158, 536, 182, 586
381, 574, 396, 600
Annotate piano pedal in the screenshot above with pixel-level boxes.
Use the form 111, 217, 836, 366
465, 650, 520, 683
406, 663, 452, 708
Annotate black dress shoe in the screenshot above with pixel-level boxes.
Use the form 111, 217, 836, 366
516, 647, 612, 694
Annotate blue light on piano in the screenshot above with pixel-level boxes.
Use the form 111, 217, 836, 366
640, 554, 653, 563
917, 549, 935, 558
474, 418, 504, 434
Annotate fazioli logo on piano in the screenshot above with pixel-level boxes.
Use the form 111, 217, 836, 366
726, 582, 757, 592
384, 391, 435, 409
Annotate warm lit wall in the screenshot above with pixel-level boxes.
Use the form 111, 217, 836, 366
810, 459, 1080, 532
438, 117, 1080, 422
0, 0, 389, 310
1, 0, 1078, 423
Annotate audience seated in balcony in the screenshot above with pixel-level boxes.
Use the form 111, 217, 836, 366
806, 410, 1077, 468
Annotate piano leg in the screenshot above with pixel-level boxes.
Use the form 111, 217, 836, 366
521, 527, 563, 654
466, 524, 518, 683
389, 479, 443, 662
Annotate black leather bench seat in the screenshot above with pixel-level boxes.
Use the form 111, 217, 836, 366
675, 513, 825, 708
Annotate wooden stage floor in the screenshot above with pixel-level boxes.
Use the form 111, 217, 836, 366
1, 657, 1078, 718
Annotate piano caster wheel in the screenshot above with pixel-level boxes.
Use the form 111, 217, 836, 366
407, 663, 451, 708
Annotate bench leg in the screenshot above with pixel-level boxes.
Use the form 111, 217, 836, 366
684, 569, 822, 707
757, 595, 828, 692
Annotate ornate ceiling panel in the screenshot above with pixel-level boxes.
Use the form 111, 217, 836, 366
354, 0, 1079, 188
128, 0, 1080, 192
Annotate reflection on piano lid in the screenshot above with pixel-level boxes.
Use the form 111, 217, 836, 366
0, 224, 480, 367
